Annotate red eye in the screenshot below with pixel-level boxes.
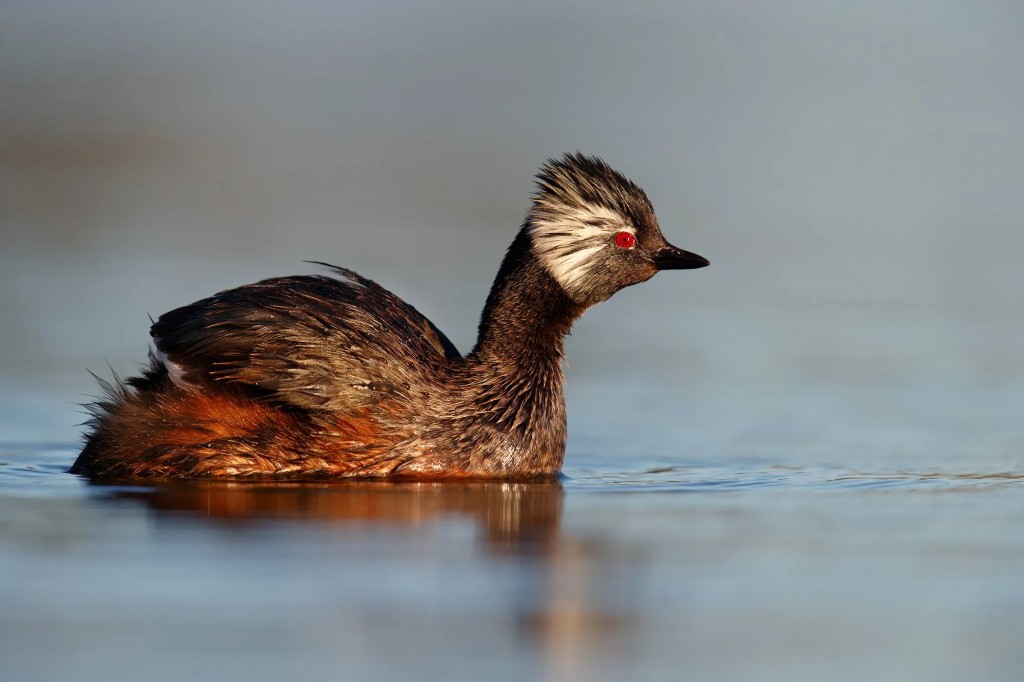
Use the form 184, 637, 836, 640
614, 231, 636, 249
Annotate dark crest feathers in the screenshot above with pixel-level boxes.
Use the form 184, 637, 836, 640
533, 153, 655, 226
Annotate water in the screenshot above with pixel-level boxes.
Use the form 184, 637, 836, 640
2, 377, 1023, 682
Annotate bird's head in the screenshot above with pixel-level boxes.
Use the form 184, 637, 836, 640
527, 153, 708, 307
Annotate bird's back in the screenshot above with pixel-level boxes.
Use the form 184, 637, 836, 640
152, 264, 460, 412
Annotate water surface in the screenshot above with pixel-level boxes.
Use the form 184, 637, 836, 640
2, 379, 1022, 682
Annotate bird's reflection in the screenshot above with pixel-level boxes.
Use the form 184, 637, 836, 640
94, 478, 564, 552
88, 477, 633, 680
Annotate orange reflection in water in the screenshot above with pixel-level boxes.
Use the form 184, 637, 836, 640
100, 479, 563, 551
91, 478, 634, 680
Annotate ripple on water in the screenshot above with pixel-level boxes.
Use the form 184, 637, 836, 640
563, 461, 1024, 494
0, 444, 1022, 497
0, 444, 83, 496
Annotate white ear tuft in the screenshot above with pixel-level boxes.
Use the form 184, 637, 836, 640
528, 202, 633, 296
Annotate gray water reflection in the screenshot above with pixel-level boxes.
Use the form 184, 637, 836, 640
3, 448, 1024, 681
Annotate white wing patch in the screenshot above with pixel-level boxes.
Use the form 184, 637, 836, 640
155, 346, 189, 387
528, 201, 633, 296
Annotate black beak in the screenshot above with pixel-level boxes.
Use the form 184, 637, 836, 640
650, 245, 710, 270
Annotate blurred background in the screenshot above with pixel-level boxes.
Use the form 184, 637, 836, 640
2, 0, 1023, 440
4, 4, 1024, 681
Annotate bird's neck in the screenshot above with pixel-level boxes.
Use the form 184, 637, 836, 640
447, 226, 584, 476
470, 227, 584, 370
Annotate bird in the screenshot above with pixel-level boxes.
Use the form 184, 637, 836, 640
71, 153, 709, 480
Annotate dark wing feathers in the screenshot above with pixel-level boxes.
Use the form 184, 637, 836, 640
151, 265, 459, 412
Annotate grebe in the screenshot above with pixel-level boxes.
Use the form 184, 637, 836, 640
72, 154, 708, 479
